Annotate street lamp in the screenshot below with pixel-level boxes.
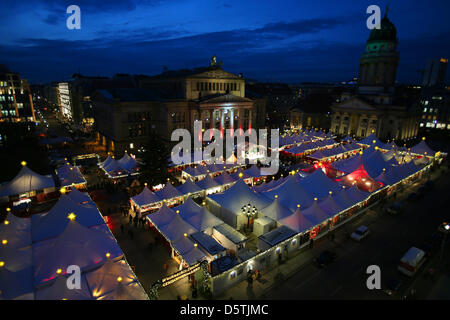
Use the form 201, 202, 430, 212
438, 222, 450, 265
241, 203, 257, 230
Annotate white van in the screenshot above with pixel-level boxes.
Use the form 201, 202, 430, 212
398, 247, 426, 277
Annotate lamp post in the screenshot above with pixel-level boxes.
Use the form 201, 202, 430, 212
241, 203, 257, 231
438, 222, 450, 266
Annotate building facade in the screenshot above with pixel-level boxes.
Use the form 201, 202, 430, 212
0, 64, 36, 122
92, 58, 264, 155
331, 9, 420, 141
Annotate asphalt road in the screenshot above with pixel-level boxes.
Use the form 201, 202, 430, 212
263, 166, 450, 300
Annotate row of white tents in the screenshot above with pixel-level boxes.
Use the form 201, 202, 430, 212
146, 198, 226, 266
0, 188, 148, 300
99, 153, 140, 178
131, 165, 271, 214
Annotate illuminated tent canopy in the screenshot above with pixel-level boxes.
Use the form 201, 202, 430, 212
171, 236, 207, 266
147, 204, 177, 227
35, 274, 93, 300
176, 178, 203, 195
32, 221, 123, 287
31, 195, 105, 243
262, 175, 314, 211
155, 182, 182, 200
358, 133, 383, 147
213, 172, 236, 186
0, 166, 55, 198
260, 198, 293, 221
67, 188, 91, 204
298, 169, 341, 199
410, 140, 435, 156
302, 200, 331, 224
131, 186, 162, 208
278, 206, 315, 233
56, 163, 86, 187
158, 214, 198, 242
85, 259, 138, 299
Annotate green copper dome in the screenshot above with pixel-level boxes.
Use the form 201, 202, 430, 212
367, 11, 397, 43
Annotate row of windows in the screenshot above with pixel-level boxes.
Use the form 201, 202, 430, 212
0, 96, 14, 102
196, 82, 239, 92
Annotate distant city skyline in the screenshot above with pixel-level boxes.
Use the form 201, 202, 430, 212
1, 0, 449, 84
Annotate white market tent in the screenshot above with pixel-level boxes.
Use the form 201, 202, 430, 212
176, 178, 203, 196
155, 182, 183, 201
56, 163, 86, 188
301, 200, 331, 225
333, 187, 356, 209
31, 195, 105, 243
131, 186, 162, 211
344, 185, 370, 204
147, 204, 177, 228
117, 153, 138, 171
213, 172, 236, 186
0, 166, 55, 199
195, 174, 220, 191
410, 140, 436, 156
34, 274, 93, 300
207, 179, 271, 229
0, 264, 34, 300
278, 206, 314, 233
32, 221, 123, 288
67, 188, 92, 204
260, 198, 293, 221
262, 175, 314, 211
85, 259, 138, 299
358, 133, 383, 147
172, 236, 207, 266
318, 193, 346, 218
96, 281, 149, 300
298, 169, 341, 200
158, 214, 198, 242
0, 213, 31, 248
176, 198, 224, 232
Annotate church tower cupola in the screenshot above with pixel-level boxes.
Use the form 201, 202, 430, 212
359, 6, 399, 88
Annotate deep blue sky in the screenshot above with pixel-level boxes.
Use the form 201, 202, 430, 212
1, 0, 449, 84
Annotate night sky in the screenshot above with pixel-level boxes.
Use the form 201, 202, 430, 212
1, 0, 449, 84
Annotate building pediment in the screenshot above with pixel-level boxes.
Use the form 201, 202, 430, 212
199, 93, 252, 104
333, 97, 376, 111
189, 69, 242, 80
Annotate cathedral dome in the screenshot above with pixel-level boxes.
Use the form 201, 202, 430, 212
367, 13, 397, 43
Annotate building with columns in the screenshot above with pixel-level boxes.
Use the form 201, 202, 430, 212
330, 8, 420, 141
92, 57, 265, 155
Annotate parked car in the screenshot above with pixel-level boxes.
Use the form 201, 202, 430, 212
351, 225, 370, 241
315, 250, 337, 268
387, 201, 403, 215
398, 247, 426, 277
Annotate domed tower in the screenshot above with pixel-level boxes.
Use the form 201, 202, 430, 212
359, 7, 399, 89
